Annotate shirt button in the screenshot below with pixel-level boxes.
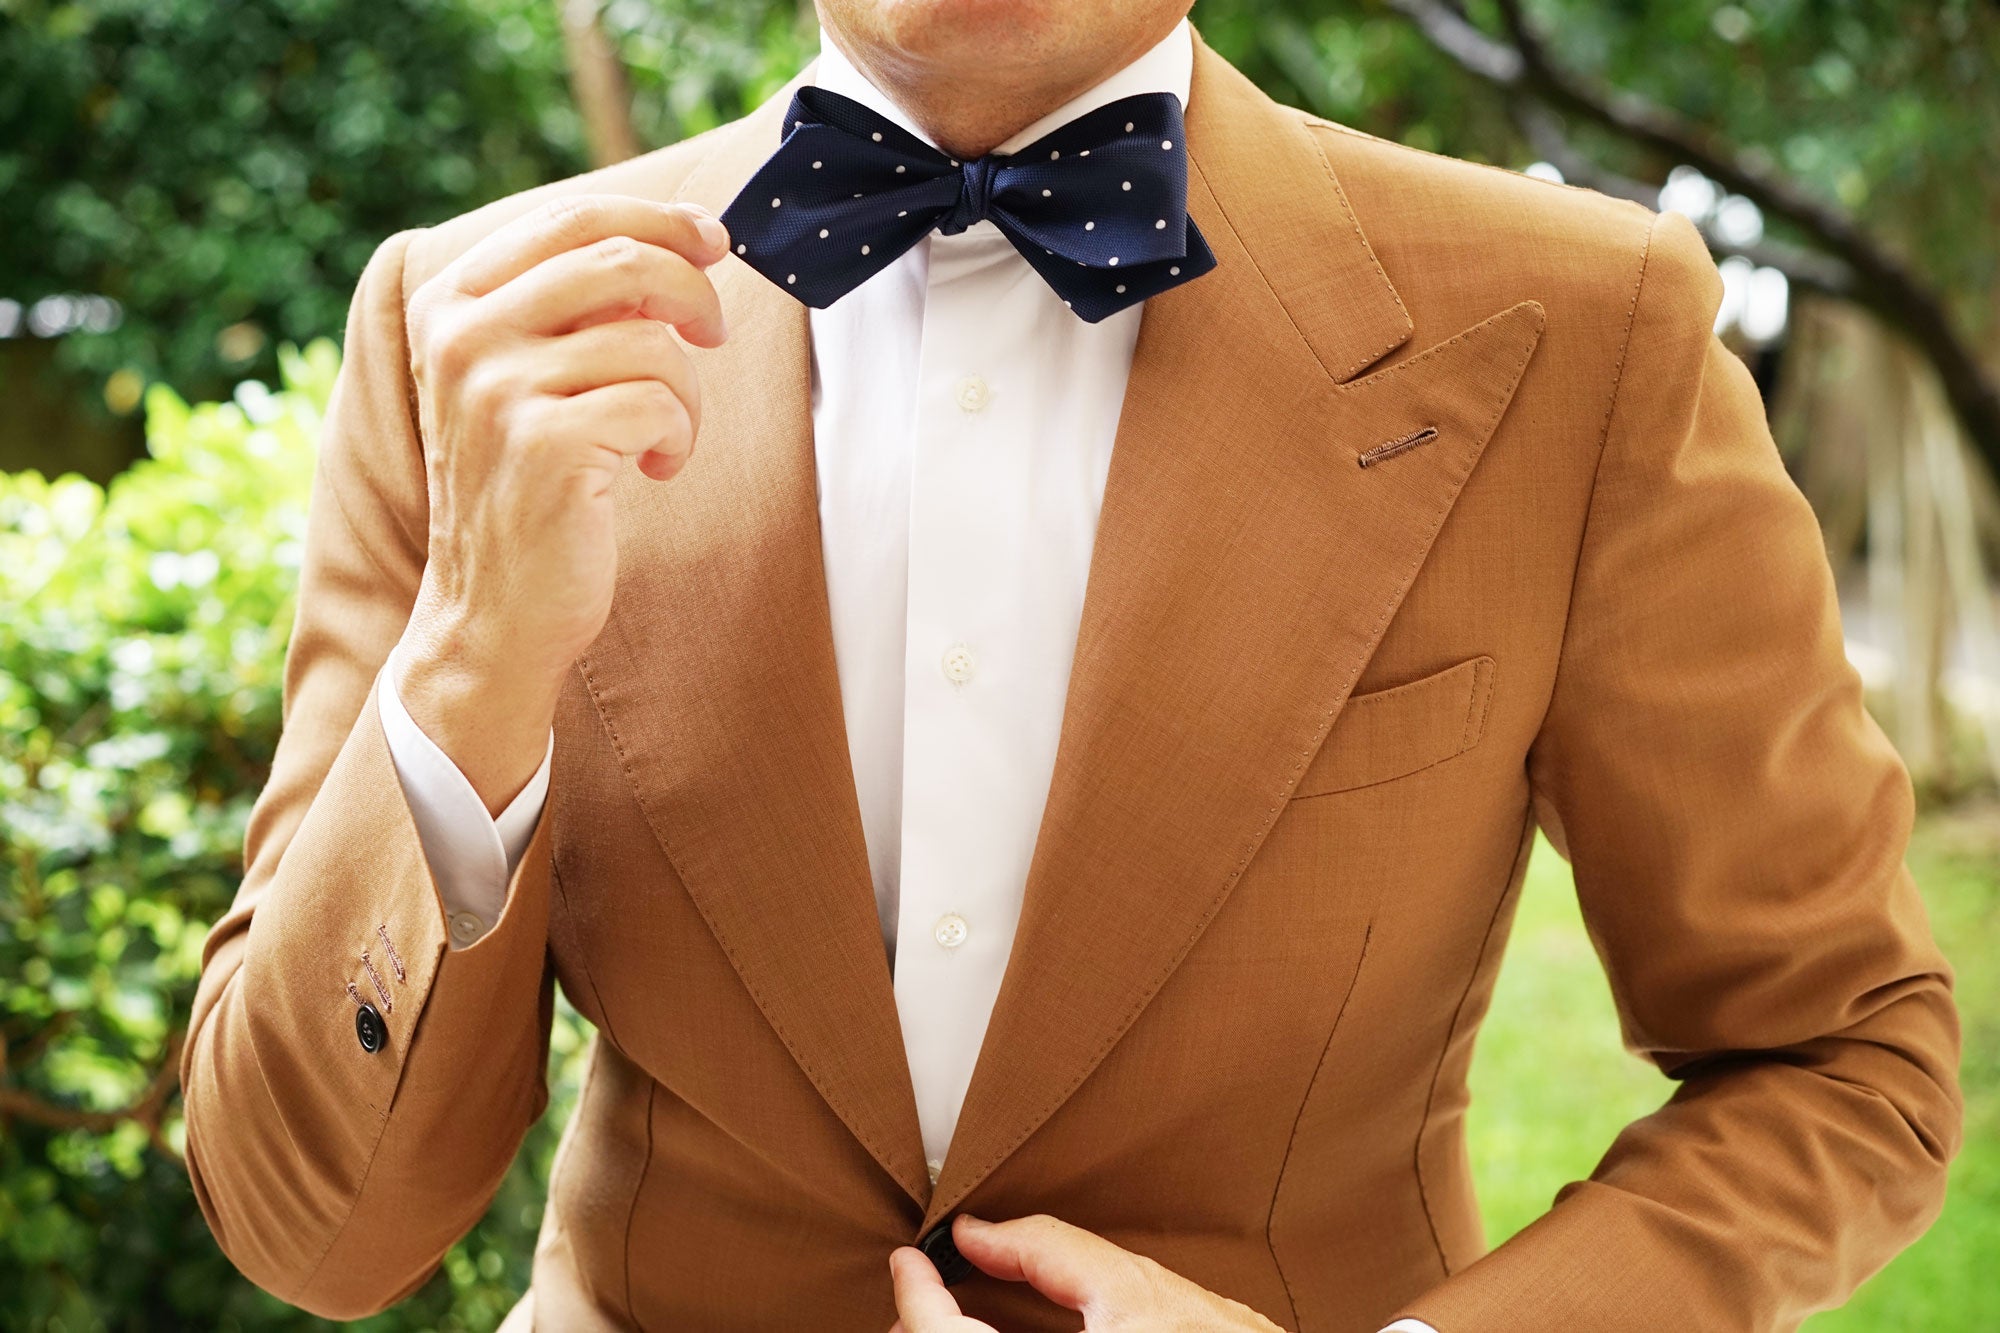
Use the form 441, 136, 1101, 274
934, 913, 969, 949
954, 375, 990, 412
941, 643, 976, 684
927, 1157, 943, 1185
354, 1002, 386, 1054
449, 911, 486, 947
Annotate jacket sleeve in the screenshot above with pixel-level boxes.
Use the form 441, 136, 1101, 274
1394, 210, 1963, 1331
177, 228, 561, 1319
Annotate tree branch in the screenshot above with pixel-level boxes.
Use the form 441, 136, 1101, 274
3, 1010, 78, 1073
1511, 105, 1856, 298
0, 1029, 185, 1159
1394, 0, 1524, 82
1382, 0, 2000, 478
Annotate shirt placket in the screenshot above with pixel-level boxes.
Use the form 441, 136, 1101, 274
893, 228, 1040, 1178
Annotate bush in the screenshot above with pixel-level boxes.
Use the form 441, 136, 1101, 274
0, 0, 584, 403
0, 344, 584, 1332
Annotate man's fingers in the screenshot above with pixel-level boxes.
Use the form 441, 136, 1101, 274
947, 1214, 1106, 1312
888, 1246, 964, 1332
532, 319, 701, 435
524, 379, 693, 472
485, 236, 727, 346
442, 194, 730, 298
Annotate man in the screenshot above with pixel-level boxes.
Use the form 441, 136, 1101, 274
178, 1, 1963, 1329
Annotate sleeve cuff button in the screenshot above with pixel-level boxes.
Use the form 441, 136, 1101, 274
355, 1002, 386, 1053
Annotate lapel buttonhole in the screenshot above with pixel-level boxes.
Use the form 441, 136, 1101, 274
1357, 425, 1440, 469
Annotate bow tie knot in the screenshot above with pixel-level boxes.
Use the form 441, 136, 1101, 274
939, 154, 1000, 236
718, 85, 1216, 322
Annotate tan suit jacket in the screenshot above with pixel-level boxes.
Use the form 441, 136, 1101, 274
180, 25, 1962, 1332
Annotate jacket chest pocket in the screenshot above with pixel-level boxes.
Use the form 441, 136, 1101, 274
1291, 654, 1497, 799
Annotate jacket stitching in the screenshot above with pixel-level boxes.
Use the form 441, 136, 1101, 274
551, 853, 623, 1050
1185, 153, 1320, 373
1340, 300, 1545, 393
621, 1078, 659, 1328
347, 224, 431, 574
1524, 208, 1658, 768
374, 924, 406, 982
1287, 747, 1469, 801
1595, 211, 1660, 455
1357, 425, 1439, 468
358, 950, 393, 1012
1265, 919, 1374, 1331
1460, 659, 1495, 752
1301, 123, 1414, 379
1411, 798, 1539, 1275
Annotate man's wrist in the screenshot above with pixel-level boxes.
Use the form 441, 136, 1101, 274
391, 631, 562, 817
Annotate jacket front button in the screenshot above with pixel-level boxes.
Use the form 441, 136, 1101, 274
354, 1002, 386, 1053
917, 1216, 974, 1285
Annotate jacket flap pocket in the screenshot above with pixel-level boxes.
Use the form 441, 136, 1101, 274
1292, 654, 1496, 799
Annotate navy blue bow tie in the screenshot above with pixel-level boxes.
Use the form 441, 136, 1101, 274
717, 85, 1216, 322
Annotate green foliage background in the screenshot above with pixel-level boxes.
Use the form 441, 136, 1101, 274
0, 351, 321, 1323
0, 347, 592, 1329
2, 0, 1994, 1328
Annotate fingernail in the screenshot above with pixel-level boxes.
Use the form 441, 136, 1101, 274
957, 1214, 989, 1229
691, 211, 729, 252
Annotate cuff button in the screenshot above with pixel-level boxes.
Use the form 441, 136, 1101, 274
355, 1002, 386, 1053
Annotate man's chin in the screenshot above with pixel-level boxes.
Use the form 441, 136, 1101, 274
829, 0, 1071, 71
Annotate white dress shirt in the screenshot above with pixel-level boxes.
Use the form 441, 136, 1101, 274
377, 20, 1436, 1332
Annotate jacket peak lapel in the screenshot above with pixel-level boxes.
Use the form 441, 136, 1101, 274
925, 29, 1546, 1226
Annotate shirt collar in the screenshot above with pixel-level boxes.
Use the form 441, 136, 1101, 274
811, 16, 1193, 159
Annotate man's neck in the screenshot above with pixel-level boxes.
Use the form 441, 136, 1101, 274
814, 16, 1193, 160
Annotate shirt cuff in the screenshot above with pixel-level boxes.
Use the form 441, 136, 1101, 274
376, 644, 553, 949
1378, 1322, 1440, 1333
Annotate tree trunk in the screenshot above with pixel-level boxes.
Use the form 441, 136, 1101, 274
1906, 343, 2000, 791
559, 0, 641, 168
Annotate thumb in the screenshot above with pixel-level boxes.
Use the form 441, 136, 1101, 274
948, 1214, 1111, 1312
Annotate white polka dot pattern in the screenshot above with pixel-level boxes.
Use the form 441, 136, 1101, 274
716, 84, 1216, 322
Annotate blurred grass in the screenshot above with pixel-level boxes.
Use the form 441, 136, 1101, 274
1465, 801, 1999, 1329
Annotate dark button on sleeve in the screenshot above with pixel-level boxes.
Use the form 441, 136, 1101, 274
354, 1002, 386, 1053
917, 1216, 974, 1285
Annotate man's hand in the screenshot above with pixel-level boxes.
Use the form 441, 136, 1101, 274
888, 1214, 1288, 1332
394, 194, 730, 812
